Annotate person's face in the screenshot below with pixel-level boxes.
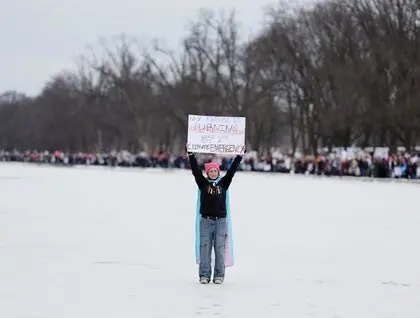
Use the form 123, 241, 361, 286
207, 168, 219, 180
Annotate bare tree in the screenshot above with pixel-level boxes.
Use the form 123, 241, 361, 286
2, 2, 420, 154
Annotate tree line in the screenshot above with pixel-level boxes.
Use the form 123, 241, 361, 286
1, 0, 420, 155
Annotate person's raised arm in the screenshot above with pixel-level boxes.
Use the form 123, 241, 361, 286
186, 147, 207, 189
220, 154, 243, 189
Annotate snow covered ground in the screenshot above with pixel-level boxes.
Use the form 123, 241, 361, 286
1, 163, 419, 318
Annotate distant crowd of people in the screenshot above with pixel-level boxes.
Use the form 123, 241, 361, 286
1, 147, 419, 180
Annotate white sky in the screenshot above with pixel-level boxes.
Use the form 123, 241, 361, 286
0, 0, 315, 97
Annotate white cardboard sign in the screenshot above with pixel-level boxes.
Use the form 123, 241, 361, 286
186, 115, 246, 154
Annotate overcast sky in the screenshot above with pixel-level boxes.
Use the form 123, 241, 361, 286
0, 0, 312, 96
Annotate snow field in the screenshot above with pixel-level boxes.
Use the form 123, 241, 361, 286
0, 163, 419, 317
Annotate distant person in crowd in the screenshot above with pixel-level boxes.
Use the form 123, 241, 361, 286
186, 145, 243, 284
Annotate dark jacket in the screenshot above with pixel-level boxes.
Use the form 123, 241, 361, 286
188, 154, 242, 218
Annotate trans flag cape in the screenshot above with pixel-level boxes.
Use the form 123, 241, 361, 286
195, 176, 234, 267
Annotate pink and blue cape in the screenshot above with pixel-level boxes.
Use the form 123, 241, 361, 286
194, 176, 234, 267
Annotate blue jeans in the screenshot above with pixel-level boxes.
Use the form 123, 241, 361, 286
199, 216, 227, 279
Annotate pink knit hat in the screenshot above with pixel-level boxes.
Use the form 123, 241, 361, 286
204, 162, 220, 174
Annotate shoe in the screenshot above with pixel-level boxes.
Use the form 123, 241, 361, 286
199, 277, 210, 284
213, 277, 224, 284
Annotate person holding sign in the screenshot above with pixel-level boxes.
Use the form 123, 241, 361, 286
186, 146, 243, 284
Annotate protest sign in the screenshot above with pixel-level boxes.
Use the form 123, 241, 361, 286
186, 115, 246, 154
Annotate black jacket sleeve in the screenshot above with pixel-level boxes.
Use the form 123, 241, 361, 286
188, 153, 207, 189
220, 155, 243, 189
